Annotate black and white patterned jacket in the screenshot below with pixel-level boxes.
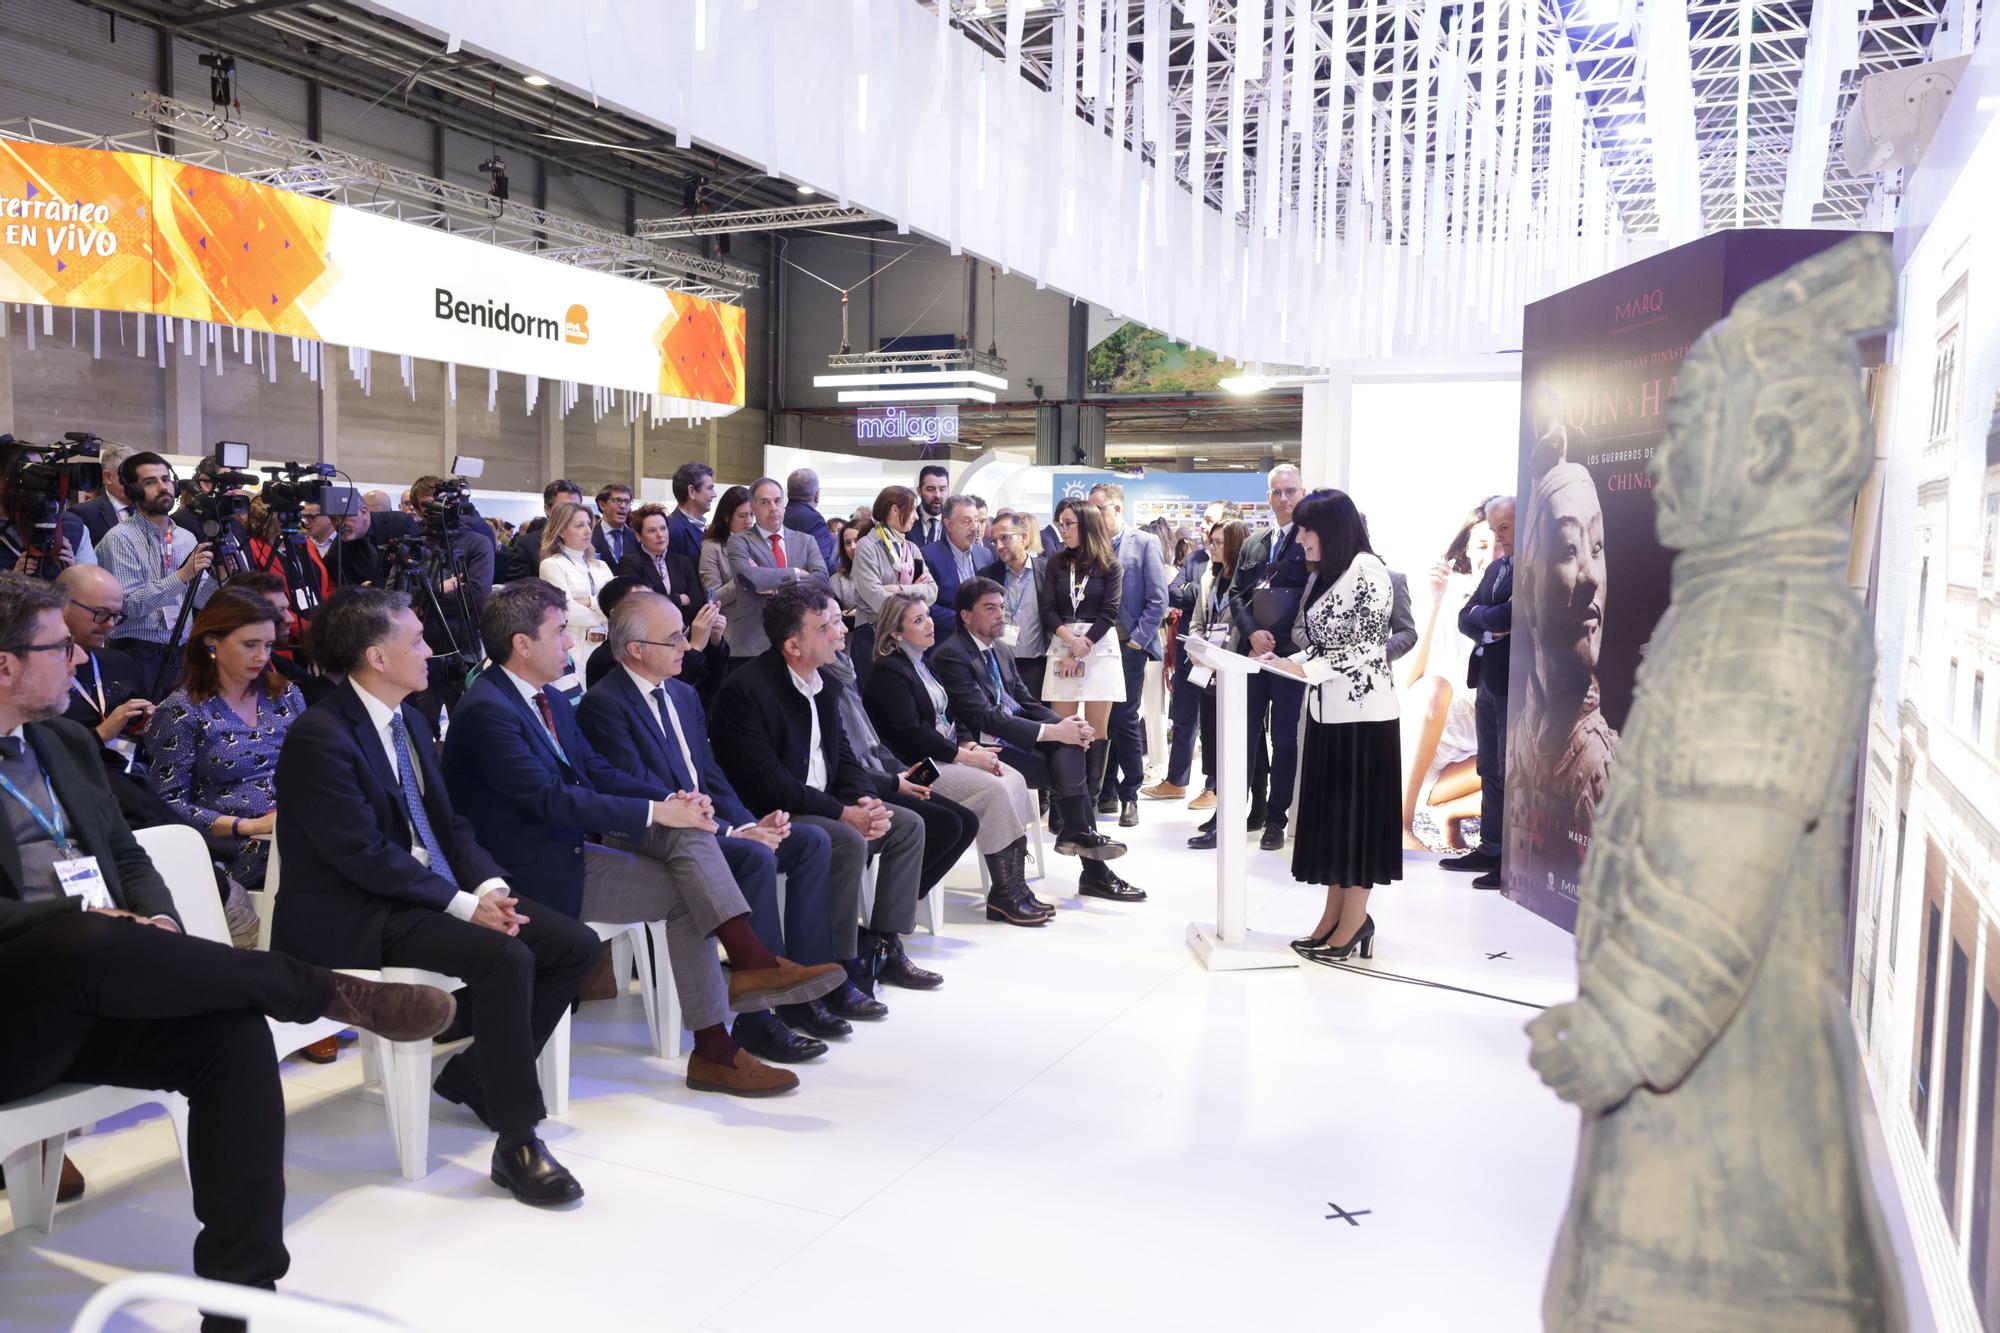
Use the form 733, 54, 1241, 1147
1290, 552, 1399, 725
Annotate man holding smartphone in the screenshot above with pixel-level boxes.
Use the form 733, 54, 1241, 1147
97, 452, 216, 692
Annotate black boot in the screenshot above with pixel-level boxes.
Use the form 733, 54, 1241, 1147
873, 930, 944, 989
1009, 839, 1055, 916
1053, 793, 1125, 860
1087, 739, 1116, 814
1080, 860, 1148, 902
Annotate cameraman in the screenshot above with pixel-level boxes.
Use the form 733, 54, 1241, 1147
0, 437, 97, 576
97, 451, 215, 689
327, 502, 419, 589
171, 454, 252, 550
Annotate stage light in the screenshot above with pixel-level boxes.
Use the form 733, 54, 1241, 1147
523, 74, 551, 87
798, 184, 817, 195
838, 388, 999, 405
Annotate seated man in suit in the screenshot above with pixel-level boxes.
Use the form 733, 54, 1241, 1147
56, 563, 156, 752
931, 577, 1145, 902
919, 494, 997, 647
620, 502, 723, 690
441, 580, 842, 1097
274, 588, 603, 1206
712, 585, 939, 1009
578, 592, 849, 1064
0, 572, 452, 1317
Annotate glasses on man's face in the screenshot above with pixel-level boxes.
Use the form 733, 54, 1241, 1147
7, 635, 76, 659
633, 635, 689, 650
67, 598, 128, 627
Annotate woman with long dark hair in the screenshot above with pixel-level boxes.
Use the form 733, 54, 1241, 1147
1039, 496, 1125, 814
849, 484, 938, 672
698, 484, 756, 674
1186, 518, 1249, 810
1256, 489, 1401, 960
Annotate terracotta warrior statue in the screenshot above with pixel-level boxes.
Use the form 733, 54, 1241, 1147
1526, 235, 1903, 1332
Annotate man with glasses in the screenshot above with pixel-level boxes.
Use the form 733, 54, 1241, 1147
55, 564, 153, 750
592, 483, 636, 568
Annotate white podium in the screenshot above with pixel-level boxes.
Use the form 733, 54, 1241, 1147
1180, 636, 1301, 972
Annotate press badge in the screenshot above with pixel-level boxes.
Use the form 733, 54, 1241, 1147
55, 856, 113, 910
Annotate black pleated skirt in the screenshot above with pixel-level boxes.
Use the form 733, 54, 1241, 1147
1290, 717, 1404, 889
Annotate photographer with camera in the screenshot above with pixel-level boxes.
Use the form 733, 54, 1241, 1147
0, 434, 98, 577
97, 452, 216, 691
329, 501, 420, 589
172, 453, 252, 551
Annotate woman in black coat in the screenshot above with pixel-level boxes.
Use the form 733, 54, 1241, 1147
864, 592, 1047, 926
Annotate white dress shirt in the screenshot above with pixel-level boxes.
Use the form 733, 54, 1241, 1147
786, 664, 827, 789
626, 665, 756, 836
352, 684, 507, 921
966, 631, 1057, 744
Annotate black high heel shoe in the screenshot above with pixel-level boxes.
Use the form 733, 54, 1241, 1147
1290, 926, 1335, 955
1309, 916, 1376, 963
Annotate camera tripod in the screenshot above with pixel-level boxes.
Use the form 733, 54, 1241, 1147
383, 528, 481, 717
154, 526, 250, 697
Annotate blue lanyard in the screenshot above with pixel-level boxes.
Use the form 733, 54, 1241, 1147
0, 765, 71, 853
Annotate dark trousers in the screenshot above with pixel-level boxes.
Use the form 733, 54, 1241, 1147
110, 637, 185, 695
1015, 654, 1047, 699
998, 736, 1088, 800
1107, 642, 1150, 800
887, 788, 977, 897
1246, 670, 1306, 829
0, 912, 337, 1294
1474, 682, 1505, 857
390, 907, 599, 1140
1197, 686, 1218, 790
849, 625, 876, 690
721, 821, 836, 965
1165, 653, 1204, 787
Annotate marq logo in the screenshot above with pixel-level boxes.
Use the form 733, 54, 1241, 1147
433, 287, 570, 343
1613, 288, 1665, 327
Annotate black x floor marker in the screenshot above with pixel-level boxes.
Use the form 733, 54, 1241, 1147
1487, 950, 1511, 960
1325, 1202, 1372, 1226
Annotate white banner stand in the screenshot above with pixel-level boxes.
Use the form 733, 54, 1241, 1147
1182, 637, 1301, 972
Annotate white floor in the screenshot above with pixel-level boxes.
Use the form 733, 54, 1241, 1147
2, 794, 1588, 1333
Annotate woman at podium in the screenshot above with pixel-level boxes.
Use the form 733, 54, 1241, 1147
1256, 489, 1402, 961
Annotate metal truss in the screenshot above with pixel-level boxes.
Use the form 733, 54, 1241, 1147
128, 93, 760, 299
934, 0, 1966, 242
826, 348, 1012, 375
634, 202, 875, 239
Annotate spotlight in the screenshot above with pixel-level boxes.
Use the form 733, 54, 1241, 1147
198, 52, 236, 111
479, 154, 511, 202
797, 184, 817, 196
523, 73, 551, 87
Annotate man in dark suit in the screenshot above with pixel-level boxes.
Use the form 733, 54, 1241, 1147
711, 586, 940, 1006
274, 588, 602, 1205
441, 581, 840, 1097
505, 479, 584, 583
931, 577, 1145, 902
667, 461, 715, 564
578, 592, 848, 1063
920, 495, 997, 647
1087, 484, 1169, 827
591, 483, 636, 568
782, 467, 837, 568
0, 572, 453, 1315
912, 464, 949, 548
1450, 496, 1515, 889
72, 443, 137, 544
1203, 464, 1309, 852
620, 502, 723, 692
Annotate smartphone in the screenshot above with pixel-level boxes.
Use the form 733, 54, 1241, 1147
909, 757, 941, 786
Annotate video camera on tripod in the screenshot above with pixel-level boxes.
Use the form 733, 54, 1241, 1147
1, 430, 103, 579
178, 440, 258, 549
380, 456, 486, 684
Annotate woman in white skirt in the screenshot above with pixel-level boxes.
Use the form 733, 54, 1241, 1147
864, 592, 1048, 927
1039, 497, 1125, 812
539, 498, 616, 687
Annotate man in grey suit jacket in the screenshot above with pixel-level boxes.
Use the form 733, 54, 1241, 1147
1386, 569, 1418, 662
725, 477, 832, 660
1088, 484, 1169, 827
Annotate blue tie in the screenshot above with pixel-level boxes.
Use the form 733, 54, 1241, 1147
983, 648, 1018, 716
389, 714, 456, 888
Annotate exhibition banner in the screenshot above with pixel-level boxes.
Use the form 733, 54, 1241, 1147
1504, 230, 1856, 930
0, 138, 746, 405
1052, 471, 1276, 530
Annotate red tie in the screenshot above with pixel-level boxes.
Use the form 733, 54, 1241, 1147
533, 692, 562, 748
770, 532, 787, 569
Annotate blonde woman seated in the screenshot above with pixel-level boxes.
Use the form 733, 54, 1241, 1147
864, 591, 1047, 927
539, 498, 616, 674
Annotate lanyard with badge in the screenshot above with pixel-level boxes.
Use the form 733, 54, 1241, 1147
0, 764, 112, 908
1000, 568, 1031, 648
70, 653, 142, 770
877, 525, 913, 583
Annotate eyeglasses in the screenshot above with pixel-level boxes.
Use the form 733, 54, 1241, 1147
632, 636, 689, 650
6, 635, 76, 658
67, 598, 128, 627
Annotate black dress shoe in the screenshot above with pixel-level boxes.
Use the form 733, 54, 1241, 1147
776, 998, 853, 1038
490, 1137, 585, 1207
731, 1010, 827, 1063
877, 938, 944, 990
1471, 869, 1505, 890
1119, 800, 1139, 828
1187, 828, 1218, 850
1079, 868, 1148, 902
1259, 825, 1287, 851
825, 979, 890, 1020
1441, 848, 1499, 873
1054, 827, 1128, 860
1097, 794, 1120, 816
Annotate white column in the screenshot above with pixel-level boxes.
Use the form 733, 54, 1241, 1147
1299, 375, 1353, 491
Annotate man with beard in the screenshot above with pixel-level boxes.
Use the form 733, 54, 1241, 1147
98, 452, 217, 691
911, 464, 949, 549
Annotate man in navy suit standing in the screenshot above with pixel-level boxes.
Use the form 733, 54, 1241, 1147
1087, 483, 1168, 829
442, 581, 843, 1098
1449, 495, 1515, 889
782, 468, 838, 569
577, 591, 849, 1064
920, 495, 997, 647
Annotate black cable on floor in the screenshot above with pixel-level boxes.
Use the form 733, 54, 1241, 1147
1306, 955, 1552, 1012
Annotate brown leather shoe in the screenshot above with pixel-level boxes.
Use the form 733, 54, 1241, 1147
726, 958, 845, 1013
324, 974, 457, 1043
1139, 781, 1186, 800
686, 1049, 799, 1097
577, 948, 620, 1002
299, 1036, 340, 1064
1187, 790, 1217, 811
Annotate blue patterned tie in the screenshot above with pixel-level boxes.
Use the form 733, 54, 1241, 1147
389, 714, 456, 888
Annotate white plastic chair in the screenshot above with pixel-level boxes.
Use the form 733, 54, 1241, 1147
582, 919, 682, 1060
71, 1272, 417, 1333
0, 1082, 190, 1235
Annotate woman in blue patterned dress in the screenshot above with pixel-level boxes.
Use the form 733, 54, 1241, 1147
145, 589, 307, 889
